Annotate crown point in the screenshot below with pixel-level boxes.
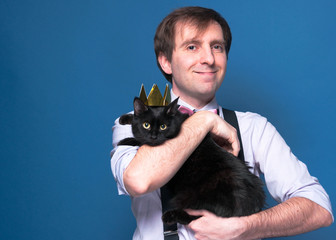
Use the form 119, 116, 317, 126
147, 84, 163, 106
139, 84, 148, 104
138, 83, 171, 106
162, 84, 171, 106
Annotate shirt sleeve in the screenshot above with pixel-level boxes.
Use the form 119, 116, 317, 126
238, 112, 333, 219
110, 115, 139, 195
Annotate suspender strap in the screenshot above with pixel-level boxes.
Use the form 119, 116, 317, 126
161, 108, 244, 240
222, 108, 245, 162
161, 185, 179, 240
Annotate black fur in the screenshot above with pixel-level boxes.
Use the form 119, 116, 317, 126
118, 97, 265, 225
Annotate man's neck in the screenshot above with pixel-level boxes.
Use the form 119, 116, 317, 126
171, 89, 215, 110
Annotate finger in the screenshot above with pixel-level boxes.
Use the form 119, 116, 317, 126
185, 208, 213, 217
223, 138, 240, 156
194, 233, 206, 240
227, 130, 240, 157
220, 122, 240, 157
230, 138, 240, 157
185, 209, 206, 216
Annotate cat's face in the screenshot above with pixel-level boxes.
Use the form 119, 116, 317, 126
131, 98, 188, 146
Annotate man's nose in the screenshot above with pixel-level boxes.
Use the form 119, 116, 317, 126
200, 47, 215, 65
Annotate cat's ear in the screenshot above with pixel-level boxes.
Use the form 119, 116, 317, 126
133, 97, 148, 116
166, 98, 179, 115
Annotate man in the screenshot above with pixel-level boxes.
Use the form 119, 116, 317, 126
111, 6, 333, 240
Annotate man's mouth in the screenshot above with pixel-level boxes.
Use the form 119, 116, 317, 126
194, 70, 217, 76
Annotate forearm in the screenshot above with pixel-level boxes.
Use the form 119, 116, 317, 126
243, 197, 333, 239
123, 111, 220, 196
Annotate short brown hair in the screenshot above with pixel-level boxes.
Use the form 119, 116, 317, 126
154, 6, 232, 82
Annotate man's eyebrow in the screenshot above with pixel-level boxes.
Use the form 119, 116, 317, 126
210, 40, 225, 46
178, 39, 225, 48
179, 39, 202, 48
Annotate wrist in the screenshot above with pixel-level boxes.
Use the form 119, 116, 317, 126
191, 111, 215, 132
238, 215, 259, 240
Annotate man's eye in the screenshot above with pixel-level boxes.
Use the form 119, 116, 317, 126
143, 122, 151, 129
187, 45, 197, 51
160, 124, 167, 130
213, 45, 224, 52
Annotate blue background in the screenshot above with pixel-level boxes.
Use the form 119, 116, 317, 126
1, 0, 335, 239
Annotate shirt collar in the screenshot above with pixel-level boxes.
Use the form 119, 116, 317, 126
170, 90, 219, 111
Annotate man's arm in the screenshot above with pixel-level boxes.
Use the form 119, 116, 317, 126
186, 197, 333, 240
123, 111, 240, 197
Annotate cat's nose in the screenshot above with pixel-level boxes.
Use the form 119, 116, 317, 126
151, 134, 157, 139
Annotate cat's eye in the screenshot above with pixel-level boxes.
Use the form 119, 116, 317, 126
142, 122, 151, 129
160, 124, 167, 130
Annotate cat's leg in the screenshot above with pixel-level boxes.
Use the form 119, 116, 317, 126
162, 209, 200, 225
117, 137, 140, 146
119, 114, 133, 125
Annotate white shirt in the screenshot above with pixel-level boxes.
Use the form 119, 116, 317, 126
110, 92, 333, 240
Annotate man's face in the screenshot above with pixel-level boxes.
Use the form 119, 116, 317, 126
162, 21, 227, 107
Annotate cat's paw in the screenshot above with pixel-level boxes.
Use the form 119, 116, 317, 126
117, 137, 139, 146
162, 210, 178, 225
162, 210, 200, 225
119, 114, 133, 125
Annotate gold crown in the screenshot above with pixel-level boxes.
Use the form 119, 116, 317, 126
139, 84, 171, 106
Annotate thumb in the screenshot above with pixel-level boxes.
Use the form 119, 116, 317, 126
185, 209, 207, 216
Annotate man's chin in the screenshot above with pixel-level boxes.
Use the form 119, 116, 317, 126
192, 91, 216, 104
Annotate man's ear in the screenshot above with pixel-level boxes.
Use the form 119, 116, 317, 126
158, 53, 172, 75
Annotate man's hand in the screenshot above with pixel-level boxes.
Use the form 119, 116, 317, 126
186, 198, 333, 240
186, 209, 248, 240
206, 112, 240, 157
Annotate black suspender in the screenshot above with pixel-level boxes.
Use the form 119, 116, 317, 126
221, 108, 245, 162
161, 184, 179, 240
161, 108, 245, 240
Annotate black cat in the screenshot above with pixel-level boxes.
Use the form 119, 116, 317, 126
118, 97, 265, 225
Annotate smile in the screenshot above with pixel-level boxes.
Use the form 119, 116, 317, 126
194, 71, 217, 75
